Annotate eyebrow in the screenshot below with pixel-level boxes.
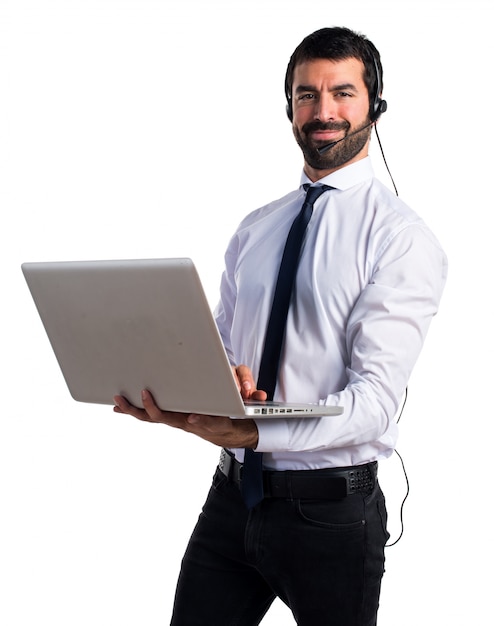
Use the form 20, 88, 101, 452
294, 82, 359, 94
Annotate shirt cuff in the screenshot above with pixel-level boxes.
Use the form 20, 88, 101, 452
254, 418, 291, 453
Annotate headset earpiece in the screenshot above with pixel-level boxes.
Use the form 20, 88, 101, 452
286, 99, 293, 122
371, 97, 387, 122
370, 54, 387, 123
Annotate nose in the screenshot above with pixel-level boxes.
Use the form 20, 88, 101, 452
314, 93, 335, 122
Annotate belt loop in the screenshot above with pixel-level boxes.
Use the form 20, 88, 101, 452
369, 461, 378, 481
287, 472, 294, 501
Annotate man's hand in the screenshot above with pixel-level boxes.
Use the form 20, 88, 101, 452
233, 364, 268, 402
113, 365, 265, 449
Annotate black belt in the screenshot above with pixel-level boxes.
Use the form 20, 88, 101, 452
218, 449, 376, 500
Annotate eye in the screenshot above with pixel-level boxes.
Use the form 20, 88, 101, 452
298, 93, 316, 102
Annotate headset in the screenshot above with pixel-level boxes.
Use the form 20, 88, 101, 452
285, 53, 387, 124
369, 54, 388, 122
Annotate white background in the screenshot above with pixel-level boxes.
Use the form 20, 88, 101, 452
1, 0, 492, 624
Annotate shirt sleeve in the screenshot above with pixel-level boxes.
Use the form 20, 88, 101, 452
255, 223, 448, 454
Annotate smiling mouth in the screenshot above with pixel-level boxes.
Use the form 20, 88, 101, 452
302, 122, 349, 144
311, 129, 342, 142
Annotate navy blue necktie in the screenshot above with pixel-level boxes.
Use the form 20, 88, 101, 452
241, 184, 333, 509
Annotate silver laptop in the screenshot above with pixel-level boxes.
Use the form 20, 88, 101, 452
21, 258, 343, 419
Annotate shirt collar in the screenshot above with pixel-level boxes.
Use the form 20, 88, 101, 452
300, 156, 374, 191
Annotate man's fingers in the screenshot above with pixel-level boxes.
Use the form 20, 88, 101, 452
113, 392, 157, 422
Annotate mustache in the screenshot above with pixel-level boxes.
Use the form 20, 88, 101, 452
301, 120, 350, 134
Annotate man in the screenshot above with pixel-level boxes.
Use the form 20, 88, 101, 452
114, 27, 447, 625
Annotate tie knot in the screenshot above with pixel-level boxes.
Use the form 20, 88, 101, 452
303, 184, 333, 206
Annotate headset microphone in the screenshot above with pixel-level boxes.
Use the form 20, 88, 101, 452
317, 121, 374, 154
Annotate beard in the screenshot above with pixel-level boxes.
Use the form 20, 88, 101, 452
293, 119, 372, 171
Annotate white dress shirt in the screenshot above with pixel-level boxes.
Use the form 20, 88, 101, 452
214, 157, 448, 471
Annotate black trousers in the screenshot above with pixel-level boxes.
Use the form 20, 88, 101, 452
170, 466, 389, 626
